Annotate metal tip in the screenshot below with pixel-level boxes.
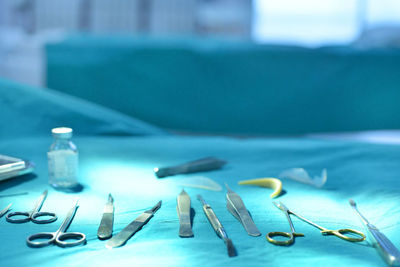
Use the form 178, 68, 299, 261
349, 199, 356, 207
272, 201, 288, 211
197, 194, 206, 204
151, 200, 162, 212
225, 239, 237, 257
224, 183, 232, 192
108, 194, 113, 203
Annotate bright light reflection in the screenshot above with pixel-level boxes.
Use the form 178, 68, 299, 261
83, 161, 178, 199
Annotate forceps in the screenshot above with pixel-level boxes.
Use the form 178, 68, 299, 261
6, 190, 57, 224
267, 201, 366, 246
27, 200, 86, 248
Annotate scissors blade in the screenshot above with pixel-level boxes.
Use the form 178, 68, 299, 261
0, 203, 12, 217
58, 199, 79, 233
177, 189, 193, 237
32, 190, 48, 213
273, 201, 290, 212
106, 200, 162, 248
97, 194, 114, 240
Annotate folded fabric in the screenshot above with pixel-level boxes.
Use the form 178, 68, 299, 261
0, 78, 166, 138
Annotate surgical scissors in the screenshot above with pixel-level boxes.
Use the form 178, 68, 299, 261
27, 200, 86, 248
267, 201, 366, 246
6, 190, 57, 224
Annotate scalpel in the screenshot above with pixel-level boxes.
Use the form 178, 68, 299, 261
97, 194, 114, 240
106, 201, 161, 248
197, 195, 236, 257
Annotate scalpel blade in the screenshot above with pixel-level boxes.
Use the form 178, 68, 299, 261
106, 201, 161, 248
177, 189, 193, 237
97, 194, 114, 240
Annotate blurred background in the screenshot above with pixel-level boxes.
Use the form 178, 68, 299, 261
1, 0, 400, 136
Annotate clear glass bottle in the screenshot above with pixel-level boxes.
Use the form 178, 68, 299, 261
48, 127, 79, 189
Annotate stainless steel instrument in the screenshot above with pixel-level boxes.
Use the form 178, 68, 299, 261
26, 200, 86, 248
177, 189, 193, 237
97, 194, 114, 240
154, 157, 226, 178
349, 199, 400, 266
106, 201, 162, 248
0, 203, 12, 218
267, 201, 365, 246
225, 183, 261, 236
6, 190, 57, 224
197, 194, 236, 257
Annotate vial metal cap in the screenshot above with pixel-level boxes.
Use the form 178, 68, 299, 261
52, 127, 73, 138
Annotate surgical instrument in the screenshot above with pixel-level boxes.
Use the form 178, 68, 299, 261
267, 201, 365, 245
6, 190, 57, 224
177, 189, 193, 237
197, 194, 236, 257
106, 201, 162, 248
349, 199, 400, 266
27, 200, 86, 248
154, 157, 226, 178
0, 203, 12, 218
97, 194, 114, 240
225, 183, 260, 236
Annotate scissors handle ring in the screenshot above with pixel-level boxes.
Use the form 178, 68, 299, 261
26, 232, 56, 248
5, 211, 31, 223
31, 212, 57, 224
266, 231, 294, 246
321, 228, 366, 242
56, 232, 87, 247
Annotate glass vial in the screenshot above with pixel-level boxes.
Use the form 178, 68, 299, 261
48, 127, 78, 189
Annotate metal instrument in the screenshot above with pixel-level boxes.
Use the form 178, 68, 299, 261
154, 157, 226, 178
177, 189, 193, 237
26, 200, 86, 248
106, 201, 162, 248
349, 199, 400, 266
267, 201, 365, 246
6, 190, 57, 224
197, 194, 236, 257
97, 194, 114, 240
0, 203, 12, 218
225, 183, 261, 236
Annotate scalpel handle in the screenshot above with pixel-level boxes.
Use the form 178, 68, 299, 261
368, 225, 400, 266
97, 212, 114, 240
202, 204, 224, 237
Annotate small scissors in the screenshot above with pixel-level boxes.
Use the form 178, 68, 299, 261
6, 190, 57, 224
27, 200, 86, 248
267, 201, 366, 246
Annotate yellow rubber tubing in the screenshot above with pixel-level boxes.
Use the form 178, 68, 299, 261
238, 177, 282, 198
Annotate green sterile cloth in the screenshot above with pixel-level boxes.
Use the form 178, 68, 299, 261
46, 35, 400, 135
0, 78, 166, 138
0, 135, 399, 267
